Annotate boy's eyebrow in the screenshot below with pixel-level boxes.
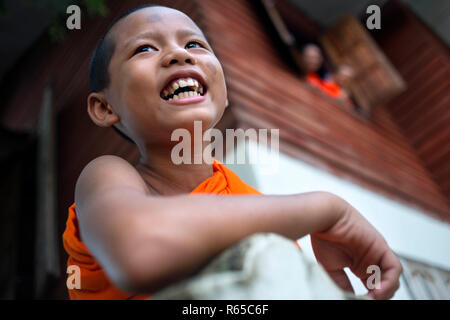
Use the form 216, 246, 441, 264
175, 29, 205, 40
123, 29, 206, 49
124, 31, 161, 49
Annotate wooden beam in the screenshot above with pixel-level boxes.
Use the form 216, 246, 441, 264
34, 81, 60, 298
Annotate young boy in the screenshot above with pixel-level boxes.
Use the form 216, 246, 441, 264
63, 4, 402, 300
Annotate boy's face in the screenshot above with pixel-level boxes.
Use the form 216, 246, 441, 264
104, 7, 227, 146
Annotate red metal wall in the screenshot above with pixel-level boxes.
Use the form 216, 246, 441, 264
373, 1, 450, 201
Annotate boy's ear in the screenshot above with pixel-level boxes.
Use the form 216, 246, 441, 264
87, 92, 120, 127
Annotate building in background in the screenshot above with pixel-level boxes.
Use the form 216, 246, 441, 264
0, 0, 448, 299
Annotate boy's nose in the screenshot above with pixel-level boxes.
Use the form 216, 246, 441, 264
161, 48, 197, 67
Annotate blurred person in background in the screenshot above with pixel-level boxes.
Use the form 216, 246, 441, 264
299, 44, 356, 112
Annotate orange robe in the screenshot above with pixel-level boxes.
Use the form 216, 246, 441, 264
62, 160, 262, 300
306, 72, 342, 99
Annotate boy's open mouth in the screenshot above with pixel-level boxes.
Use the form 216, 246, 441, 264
160, 77, 207, 101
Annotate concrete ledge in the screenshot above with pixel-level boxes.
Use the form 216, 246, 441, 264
152, 233, 367, 300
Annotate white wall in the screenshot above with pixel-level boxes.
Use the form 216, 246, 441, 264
226, 140, 450, 299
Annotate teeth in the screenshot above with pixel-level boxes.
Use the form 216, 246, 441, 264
163, 77, 206, 100
168, 91, 201, 101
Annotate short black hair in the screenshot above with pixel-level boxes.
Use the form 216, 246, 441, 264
89, 4, 168, 93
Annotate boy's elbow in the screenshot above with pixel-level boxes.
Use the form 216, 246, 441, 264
109, 237, 187, 294
105, 211, 206, 294
109, 251, 166, 294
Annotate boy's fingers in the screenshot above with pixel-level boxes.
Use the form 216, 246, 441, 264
368, 250, 403, 299
327, 269, 354, 293
377, 267, 401, 299
381, 251, 402, 297
367, 277, 400, 300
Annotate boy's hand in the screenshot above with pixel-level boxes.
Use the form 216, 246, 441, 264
310, 201, 403, 299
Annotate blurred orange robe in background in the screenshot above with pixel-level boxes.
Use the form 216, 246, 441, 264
306, 72, 342, 98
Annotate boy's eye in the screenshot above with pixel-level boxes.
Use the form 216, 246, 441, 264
134, 45, 156, 55
186, 41, 203, 49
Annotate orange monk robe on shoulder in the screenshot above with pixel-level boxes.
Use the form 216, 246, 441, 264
62, 160, 300, 299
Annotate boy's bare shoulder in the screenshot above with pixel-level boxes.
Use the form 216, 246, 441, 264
75, 155, 149, 206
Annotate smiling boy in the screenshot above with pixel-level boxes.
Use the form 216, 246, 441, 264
62, 4, 402, 300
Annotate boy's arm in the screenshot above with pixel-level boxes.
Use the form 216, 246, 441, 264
75, 156, 401, 299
